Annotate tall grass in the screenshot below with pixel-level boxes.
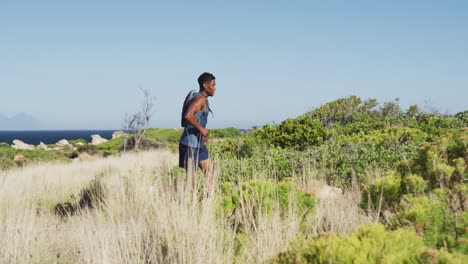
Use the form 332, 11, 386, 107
0, 149, 370, 263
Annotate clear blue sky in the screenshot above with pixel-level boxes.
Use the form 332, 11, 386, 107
1, 0, 467, 130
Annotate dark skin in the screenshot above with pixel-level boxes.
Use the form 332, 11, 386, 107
183, 79, 216, 143
182, 79, 216, 193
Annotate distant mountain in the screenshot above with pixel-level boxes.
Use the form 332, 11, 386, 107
0, 113, 44, 130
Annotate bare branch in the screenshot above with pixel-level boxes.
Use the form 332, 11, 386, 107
122, 88, 156, 151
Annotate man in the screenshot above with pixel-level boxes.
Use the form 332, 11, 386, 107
179, 72, 216, 193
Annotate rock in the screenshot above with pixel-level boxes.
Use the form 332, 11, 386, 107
75, 142, 85, 146
12, 140, 35, 150
91, 134, 108, 145
305, 180, 343, 200
37, 142, 51, 151
14, 154, 27, 162
13, 154, 28, 166
56, 139, 69, 146
112, 131, 127, 139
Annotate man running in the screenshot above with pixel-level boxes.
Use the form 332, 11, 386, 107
179, 72, 216, 193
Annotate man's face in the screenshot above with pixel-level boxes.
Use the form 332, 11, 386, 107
204, 80, 216, 96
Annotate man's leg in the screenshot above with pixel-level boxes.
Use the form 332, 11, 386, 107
199, 159, 214, 195
180, 144, 198, 190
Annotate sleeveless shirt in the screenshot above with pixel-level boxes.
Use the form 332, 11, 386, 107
179, 93, 210, 148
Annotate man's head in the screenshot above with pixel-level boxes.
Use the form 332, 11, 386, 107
198, 72, 216, 96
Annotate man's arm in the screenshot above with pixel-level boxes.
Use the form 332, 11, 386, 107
184, 95, 209, 141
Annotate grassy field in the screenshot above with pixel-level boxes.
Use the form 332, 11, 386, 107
2, 97, 467, 263
0, 148, 374, 263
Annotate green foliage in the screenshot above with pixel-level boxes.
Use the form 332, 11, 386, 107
273, 224, 468, 264
212, 145, 307, 183
309, 96, 363, 127
114, 128, 183, 152
401, 129, 467, 206
371, 130, 468, 254
256, 115, 327, 149
379, 98, 403, 122
361, 172, 402, 212
212, 125, 429, 189
415, 113, 465, 140
406, 104, 420, 118
305, 128, 426, 187
217, 179, 315, 223
0, 147, 68, 170
455, 110, 468, 126
95, 137, 124, 154
388, 193, 468, 253
210, 127, 241, 138
209, 132, 260, 160
77, 144, 98, 155
402, 174, 427, 195
143, 128, 182, 144
0, 157, 16, 170
68, 138, 88, 144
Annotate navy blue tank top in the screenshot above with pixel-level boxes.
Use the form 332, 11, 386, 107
179, 93, 210, 148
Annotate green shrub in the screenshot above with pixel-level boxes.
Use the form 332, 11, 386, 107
256, 115, 327, 150
402, 174, 427, 195
361, 172, 402, 212
309, 96, 363, 127
217, 179, 315, 224
415, 113, 464, 140
210, 127, 241, 138
273, 224, 468, 264
0, 157, 16, 170
143, 128, 182, 144
68, 138, 88, 144
400, 130, 467, 214
96, 137, 124, 154
455, 111, 468, 126
0, 148, 67, 164
388, 193, 468, 252
77, 144, 98, 155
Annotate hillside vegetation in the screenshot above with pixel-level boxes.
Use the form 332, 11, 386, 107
1, 96, 467, 263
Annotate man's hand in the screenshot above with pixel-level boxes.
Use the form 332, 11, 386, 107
200, 127, 209, 142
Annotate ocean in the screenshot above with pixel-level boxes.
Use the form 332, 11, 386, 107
0, 130, 117, 145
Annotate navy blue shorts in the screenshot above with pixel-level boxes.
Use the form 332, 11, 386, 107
179, 144, 209, 169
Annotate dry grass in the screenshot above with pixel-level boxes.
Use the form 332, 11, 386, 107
0, 149, 371, 263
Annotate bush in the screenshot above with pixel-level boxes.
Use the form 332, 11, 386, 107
273, 224, 468, 263
256, 115, 327, 150
400, 130, 467, 213
387, 192, 468, 253
68, 138, 88, 145
415, 113, 465, 140
361, 172, 402, 212
217, 179, 315, 226
210, 127, 241, 138
0, 148, 67, 166
309, 96, 363, 127
402, 174, 427, 195
143, 128, 182, 144
455, 110, 468, 126
77, 144, 98, 155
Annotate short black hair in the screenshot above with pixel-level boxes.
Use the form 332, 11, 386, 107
198, 72, 215, 90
